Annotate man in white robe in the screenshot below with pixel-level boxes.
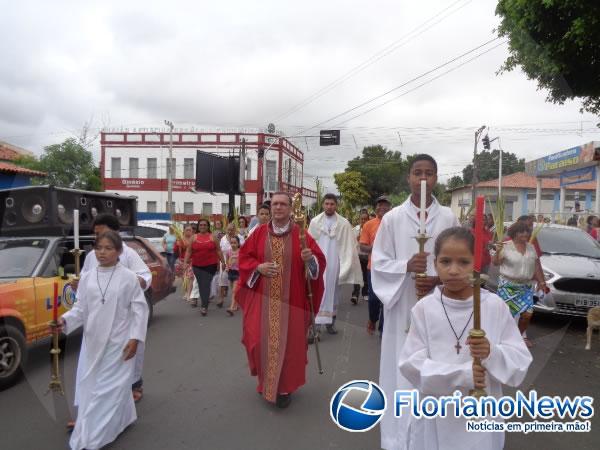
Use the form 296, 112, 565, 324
399, 288, 532, 450
75, 214, 152, 408
308, 194, 363, 335
61, 263, 149, 450
371, 155, 459, 450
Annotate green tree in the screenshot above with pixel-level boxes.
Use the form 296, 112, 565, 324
462, 149, 525, 185
333, 171, 370, 208
447, 175, 464, 190
496, 0, 600, 114
345, 145, 409, 203
433, 183, 451, 206
14, 138, 101, 191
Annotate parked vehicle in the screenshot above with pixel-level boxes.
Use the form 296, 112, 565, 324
485, 223, 600, 317
0, 234, 175, 390
134, 221, 170, 251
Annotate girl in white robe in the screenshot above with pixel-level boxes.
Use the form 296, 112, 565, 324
59, 230, 148, 450
398, 227, 532, 450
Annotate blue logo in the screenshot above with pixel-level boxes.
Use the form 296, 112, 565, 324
330, 380, 387, 432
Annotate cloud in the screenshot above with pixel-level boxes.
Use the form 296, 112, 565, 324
0, 0, 597, 189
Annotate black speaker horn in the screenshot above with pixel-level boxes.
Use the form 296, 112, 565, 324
0, 185, 138, 237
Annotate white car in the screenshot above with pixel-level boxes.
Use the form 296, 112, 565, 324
134, 221, 171, 252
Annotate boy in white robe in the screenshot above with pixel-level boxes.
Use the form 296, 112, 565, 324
372, 155, 459, 450
309, 193, 363, 335
398, 227, 532, 450
60, 230, 148, 450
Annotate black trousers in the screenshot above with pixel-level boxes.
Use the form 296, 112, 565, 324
352, 256, 369, 297
192, 264, 218, 308
367, 271, 384, 333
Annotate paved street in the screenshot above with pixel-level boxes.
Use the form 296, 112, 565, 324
1, 285, 599, 449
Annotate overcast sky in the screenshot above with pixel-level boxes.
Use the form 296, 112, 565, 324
1, 0, 598, 191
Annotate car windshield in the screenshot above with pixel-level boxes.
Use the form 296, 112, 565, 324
0, 239, 49, 277
537, 227, 600, 259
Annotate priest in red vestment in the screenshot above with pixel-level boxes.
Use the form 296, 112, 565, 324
237, 192, 325, 409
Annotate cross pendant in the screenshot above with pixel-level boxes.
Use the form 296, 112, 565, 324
455, 341, 462, 354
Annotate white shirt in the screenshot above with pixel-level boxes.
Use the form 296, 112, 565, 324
81, 241, 152, 291
499, 241, 537, 282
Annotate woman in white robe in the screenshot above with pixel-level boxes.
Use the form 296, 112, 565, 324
398, 227, 532, 450
60, 231, 148, 450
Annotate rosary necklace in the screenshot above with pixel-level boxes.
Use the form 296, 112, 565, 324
440, 287, 473, 354
96, 264, 118, 304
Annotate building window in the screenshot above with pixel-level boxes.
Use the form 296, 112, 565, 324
111, 157, 121, 178
166, 158, 176, 179
202, 203, 213, 215
147, 158, 157, 179
266, 160, 277, 191
221, 203, 229, 216
147, 201, 157, 213
245, 204, 251, 215
184, 202, 194, 214
245, 158, 252, 181
129, 158, 139, 178
165, 201, 176, 213
184, 158, 194, 179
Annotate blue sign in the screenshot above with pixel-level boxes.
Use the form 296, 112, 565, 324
560, 166, 597, 187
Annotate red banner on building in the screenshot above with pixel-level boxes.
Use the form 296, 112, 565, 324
103, 178, 196, 191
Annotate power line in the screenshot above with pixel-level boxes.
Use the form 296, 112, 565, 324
272, 0, 473, 122
298, 37, 503, 134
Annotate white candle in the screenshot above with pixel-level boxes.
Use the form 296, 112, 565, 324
419, 180, 426, 235
73, 209, 80, 250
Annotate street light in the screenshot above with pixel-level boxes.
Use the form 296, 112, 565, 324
261, 125, 334, 202
164, 120, 174, 217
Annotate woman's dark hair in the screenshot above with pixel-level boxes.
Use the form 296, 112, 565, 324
408, 154, 438, 173
507, 221, 531, 239
587, 215, 597, 226
229, 235, 240, 246
434, 226, 474, 257
239, 216, 248, 227
196, 218, 211, 232
95, 230, 123, 251
92, 213, 120, 231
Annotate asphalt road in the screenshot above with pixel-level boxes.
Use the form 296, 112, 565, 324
1, 285, 599, 449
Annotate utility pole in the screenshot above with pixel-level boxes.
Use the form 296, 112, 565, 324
239, 138, 246, 216
472, 125, 486, 205
164, 120, 174, 217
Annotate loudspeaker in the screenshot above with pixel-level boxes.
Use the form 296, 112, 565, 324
195, 151, 241, 194
0, 185, 137, 237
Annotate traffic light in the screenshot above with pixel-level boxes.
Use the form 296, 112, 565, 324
482, 135, 490, 150
320, 130, 340, 146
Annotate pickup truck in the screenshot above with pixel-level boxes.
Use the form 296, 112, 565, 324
0, 234, 175, 390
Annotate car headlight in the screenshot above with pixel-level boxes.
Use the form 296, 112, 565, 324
543, 269, 556, 282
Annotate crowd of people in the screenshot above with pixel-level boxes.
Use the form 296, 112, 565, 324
54, 151, 600, 450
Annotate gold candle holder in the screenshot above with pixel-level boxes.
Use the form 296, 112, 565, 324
414, 233, 430, 300
469, 271, 487, 398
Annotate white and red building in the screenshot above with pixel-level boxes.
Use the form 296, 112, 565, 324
100, 130, 317, 216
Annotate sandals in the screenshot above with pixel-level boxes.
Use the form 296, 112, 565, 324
200, 307, 208, 316
523, 337, 534, 348
133, 387, 143, 403
216, 300, 224, 308
226, 309, 234, 316
66, 421, 75, 431
190, 299, 198, 307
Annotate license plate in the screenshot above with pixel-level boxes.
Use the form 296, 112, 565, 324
575, 297, 600, 308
